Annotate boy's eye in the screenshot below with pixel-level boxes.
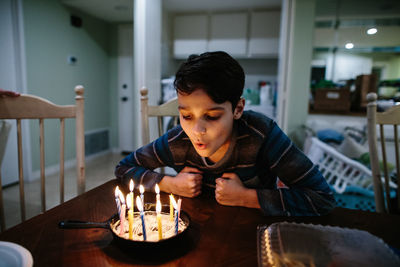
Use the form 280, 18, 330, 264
205, 115, 220, 121
181, 114, 192, 120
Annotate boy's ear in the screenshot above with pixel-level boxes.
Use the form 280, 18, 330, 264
233, 97, 245, 119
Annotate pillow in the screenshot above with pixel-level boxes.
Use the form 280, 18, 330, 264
317, 129, 344, 144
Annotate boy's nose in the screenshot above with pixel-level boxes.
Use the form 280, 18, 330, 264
193, 121, 206, 136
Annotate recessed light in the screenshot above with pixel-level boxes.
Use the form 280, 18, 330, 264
367, 28, 378, 35
345, 43, 354, 49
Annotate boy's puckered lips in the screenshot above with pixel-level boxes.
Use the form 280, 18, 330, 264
194, 141, 207, 150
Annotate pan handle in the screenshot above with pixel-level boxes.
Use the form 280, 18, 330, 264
58, 220, 109, 229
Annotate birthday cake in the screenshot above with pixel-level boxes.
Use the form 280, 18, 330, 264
111, 211, 188, 242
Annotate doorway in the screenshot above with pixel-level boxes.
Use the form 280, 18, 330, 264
118, 24, 135, 154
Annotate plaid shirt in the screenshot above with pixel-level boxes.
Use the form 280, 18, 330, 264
115, 111, 335, 216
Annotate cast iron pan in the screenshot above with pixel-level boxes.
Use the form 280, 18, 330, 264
58, 203, 191, 252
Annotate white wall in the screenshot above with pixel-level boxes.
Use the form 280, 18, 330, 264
134, 0, 162, 145
323, 52, 373, 82
0, 1, 18, 91
0, 0, 30, 185
279, 0, 316, 134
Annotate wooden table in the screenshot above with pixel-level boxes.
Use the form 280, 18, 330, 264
1, 180, 400, 266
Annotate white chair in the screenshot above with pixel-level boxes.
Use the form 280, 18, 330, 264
140, 87, 179, 145
0, 86, 85, 231
367, 92, 400, 213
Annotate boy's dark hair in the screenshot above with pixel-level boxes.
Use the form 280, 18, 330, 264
174, 51, 245, 111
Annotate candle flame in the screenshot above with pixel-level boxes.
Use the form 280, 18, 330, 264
156, 199, 161, 213
169, 194, 178, 209
114, 186, 119, 197
139, 184, 144, 194
155, 184, 160, 194
126, 194, 132, 210
136, 195, 143, 212
130, 179, 134, 192
118, 190, 125, 204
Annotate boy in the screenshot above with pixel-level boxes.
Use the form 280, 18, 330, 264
115, 51, 335, 216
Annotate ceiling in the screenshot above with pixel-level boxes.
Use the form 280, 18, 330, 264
60, 0, 281, 23
60, 0, 400, 23
315, 0, 400, 20
60, 0, 400, 51
314, 0, 400, 51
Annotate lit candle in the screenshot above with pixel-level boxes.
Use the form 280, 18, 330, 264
126, 193, 134, 240
155, 184, 160, 203
118, 191, 126, 236
156, 199, 162, 240
169, 194, 174, 221
114, 186, 121, 215
136, 195, 147, 241
170, 194, 179, 235
129, 179, 134, 212
139, 184, 145, 208
175, 210, 178, 235
177, 198, 182, 219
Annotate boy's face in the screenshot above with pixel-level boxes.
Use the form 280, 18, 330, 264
177, 88, 244, 163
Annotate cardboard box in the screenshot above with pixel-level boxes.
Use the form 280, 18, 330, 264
313, 88, 351, 112
354, 74, 377, 109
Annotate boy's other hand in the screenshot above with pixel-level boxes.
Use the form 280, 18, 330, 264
0, 89, 20, 97
215, 173, 246, 206
160, 167, 203, 198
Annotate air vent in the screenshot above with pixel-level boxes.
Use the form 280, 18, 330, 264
85, 129, 109, 156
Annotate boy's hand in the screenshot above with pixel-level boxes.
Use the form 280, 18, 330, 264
0, 89, 20, 97
215, 173, 246, 206
160, 167, 203, 198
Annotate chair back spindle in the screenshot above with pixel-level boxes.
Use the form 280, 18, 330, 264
140, 87, 179, 146
140, 87, 179, 174
367, 92, 400, 213
0, 86, 86, 231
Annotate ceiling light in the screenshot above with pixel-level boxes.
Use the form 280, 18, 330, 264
345, 43, 354, 49
367, 28, 377, 35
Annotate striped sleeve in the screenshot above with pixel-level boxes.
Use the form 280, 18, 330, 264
114, 132, 175, 190
256, 121, 335, 216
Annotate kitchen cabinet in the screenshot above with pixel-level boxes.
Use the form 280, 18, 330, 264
173, 10, 281, 59
248, 11, 280, 57
173, 14, 208, 58
208, 12, 247, 57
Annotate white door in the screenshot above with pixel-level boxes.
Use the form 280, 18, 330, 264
118, 24, 135, 153
0, 0, 30, 185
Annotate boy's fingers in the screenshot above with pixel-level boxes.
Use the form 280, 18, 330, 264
215, 178, 225, 186
188, 173, 202, 181
221, 173, 235, 179
190, 179, 202, 188
221, 173, 240, 181
182, 166, 203, 174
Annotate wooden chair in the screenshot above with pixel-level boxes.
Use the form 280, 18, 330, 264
367, 92, 400, 213
0, 86, 85, 231
140, 87, 179, 145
